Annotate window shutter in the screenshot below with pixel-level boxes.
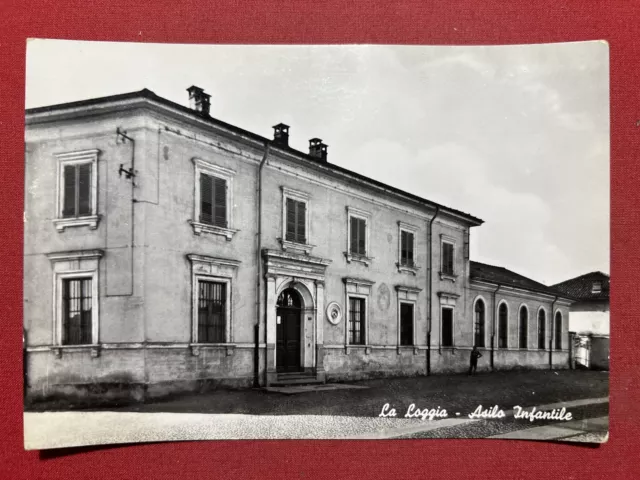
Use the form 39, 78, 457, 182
407, 232, 414, 265
78, 163, 92, 216
286, 198, 296, 241
63, 165, 76, 217
200, 174, 213, 224
357, 218, 366, 255
400, 231, 407, 265
350, 217, 359, 254
297, 201, 306, 243
213, 177, 227, 228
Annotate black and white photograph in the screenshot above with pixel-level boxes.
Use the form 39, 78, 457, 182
23, 40, 609, 449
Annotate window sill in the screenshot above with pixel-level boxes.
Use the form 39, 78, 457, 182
189, 221, 238, 240
345, 344, 372, 354
439, 272, 457, 282
397, 345, 420, 355
50, 344, 100, 358
344, 252, 373, 266
190, 343, 235, 356
397, 263, 420, 275
52, 215, 100, 232
278, 238, 315, 255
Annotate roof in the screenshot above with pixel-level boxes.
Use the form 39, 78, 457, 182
551, 271, 610, 302
25, 89, 483, 226
470, 261, 569, 299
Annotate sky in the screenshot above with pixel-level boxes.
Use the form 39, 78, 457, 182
25, 40, 610, 285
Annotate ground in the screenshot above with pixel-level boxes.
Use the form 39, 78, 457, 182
24, 370, 609, 448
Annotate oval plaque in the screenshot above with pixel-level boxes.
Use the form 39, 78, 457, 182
326, 301, 343, 325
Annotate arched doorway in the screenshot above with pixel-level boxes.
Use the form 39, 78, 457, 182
276, 288, 303, 372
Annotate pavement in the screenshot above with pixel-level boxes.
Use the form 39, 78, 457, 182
24, 369, 609, 449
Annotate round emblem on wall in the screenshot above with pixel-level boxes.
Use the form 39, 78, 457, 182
326, 302, 343, 325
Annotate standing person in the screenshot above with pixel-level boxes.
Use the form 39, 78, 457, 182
468, 346, 482, 375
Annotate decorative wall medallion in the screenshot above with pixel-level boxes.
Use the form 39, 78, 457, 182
326, 301, 342, 325
377, 283, 391, 311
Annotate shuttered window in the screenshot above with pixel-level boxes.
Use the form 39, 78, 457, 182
400, 303, 414, 346
200, 173, 227, 228
555, 312, 562, 350
498, 303, 508, 348
285, 198, 307, 243
62, 278, 93, 345
442, 307, 453, 347
519, 306, 528, 349
350, 216, 367, 256
538, 309, 546, 349
348, 297, 365, 345
62, 163, 92, 218
474, 300, 485, 347
442, 242, 454, 275
197, 280, 226, 343
400, 230, 414, 267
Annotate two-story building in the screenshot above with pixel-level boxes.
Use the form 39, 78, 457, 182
23, 86, 574, 404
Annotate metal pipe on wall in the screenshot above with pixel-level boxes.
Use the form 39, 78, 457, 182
426, 206, 440, 376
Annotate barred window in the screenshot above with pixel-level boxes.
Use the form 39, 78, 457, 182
400, 230, 415, 267
350, 217, 367, 256
400, 303, 414, 346
442, 242, 454, 275
555, 311, 563, 350
474, 299, 485, 347
538, 309, 546, 350
62, 163, 92, 218
200, 173, 227, 228
197, 280, 226, 343
519, 306, 528, 349
441, 307, 454, 347
348, 297, 365, 345
498, 303, 508, 348
285, 198, 307, 244
62, 278, 93, 345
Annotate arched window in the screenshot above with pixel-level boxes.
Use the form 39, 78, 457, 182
519, 306, 528, 349
277, 288, 302, 309
555, 311, 563, 350
474, 299, 485, 347
538, 309, 546, 350
498, 302, 508, 348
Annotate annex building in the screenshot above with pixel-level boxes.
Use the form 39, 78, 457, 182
24, 87, 574, 403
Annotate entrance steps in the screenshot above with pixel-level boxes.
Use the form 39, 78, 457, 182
271, 371, 324, 387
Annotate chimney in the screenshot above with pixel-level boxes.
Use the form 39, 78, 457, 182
187, 85, 211, 117
309, 138, 328, 162
272, 123, 290, 147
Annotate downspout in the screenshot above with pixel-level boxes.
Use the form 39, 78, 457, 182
255, 143, 271, 388
550, 296, 558, 370
491, 284, 501, 371
426, 206, 440, 376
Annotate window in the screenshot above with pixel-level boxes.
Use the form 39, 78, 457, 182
349, 297, 366, 345
440, 235, 456, 280
442, 307, 454, 347
200, 173, 227, 228
555, 311, 563, 350
62, 278, 93, 345
498, 302, 508, 348
54, 149, 99, 231
285, 198, 306, 243
400, 230, 414, 266
190, 158, 237, 239
538, 308, 546, 350
474, 298, 485, 347
197, 280, 226, 343
187, 254, 240, 348
400, 303, 414, 346
47, 249, 103, 350
519, 305, 528, 349
345, 207, 371, 265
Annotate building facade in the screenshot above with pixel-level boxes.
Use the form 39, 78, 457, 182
24, 87, 573, 404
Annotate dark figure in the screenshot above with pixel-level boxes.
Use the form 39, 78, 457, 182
468, 346, 482, 375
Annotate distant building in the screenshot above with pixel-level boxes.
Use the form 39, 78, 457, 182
552, 272, 610, 370
24, 86, 574, 404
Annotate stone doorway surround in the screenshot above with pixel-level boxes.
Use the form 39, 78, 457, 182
262, 249, 331, 386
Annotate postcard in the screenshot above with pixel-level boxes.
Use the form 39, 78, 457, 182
23, 39, 609, 449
